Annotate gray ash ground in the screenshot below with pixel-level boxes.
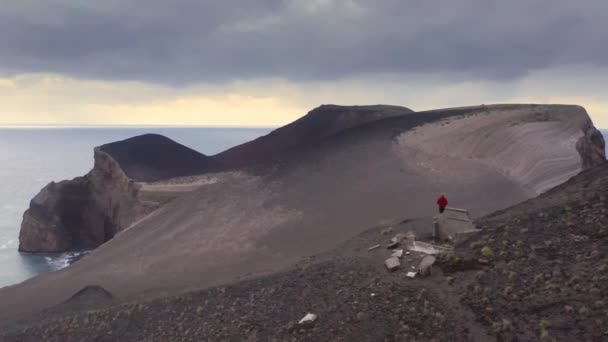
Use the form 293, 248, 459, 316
453, 163, 608, 342
1, 218, 486, 342
2, 259, 468, 342
2, 163, 607, 342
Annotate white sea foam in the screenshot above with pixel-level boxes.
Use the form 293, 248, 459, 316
47, 254, 72, 270
0, 239, 16, 249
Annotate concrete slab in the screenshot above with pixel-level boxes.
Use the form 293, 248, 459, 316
435, 207, 479, 242
408, 241, 452, 255
385, 257, 401, 272
453, 229, 481, 246
391, 249, 404, 258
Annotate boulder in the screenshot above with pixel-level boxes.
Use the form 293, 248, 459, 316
385, 257, 401, 272
418, 255, 436, 276
298, 313, 317, 325
434, 208, 479, 243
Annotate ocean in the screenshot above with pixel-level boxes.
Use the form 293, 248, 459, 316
0, 127, 272, 288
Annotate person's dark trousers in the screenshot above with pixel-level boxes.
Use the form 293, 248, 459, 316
439, 206, 445, 213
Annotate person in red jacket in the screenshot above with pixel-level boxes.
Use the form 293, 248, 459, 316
437, 194, 448, 214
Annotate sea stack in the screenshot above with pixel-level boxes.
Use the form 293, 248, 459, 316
19, 134, 221, 252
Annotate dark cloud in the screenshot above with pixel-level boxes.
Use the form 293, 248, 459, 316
0, 0, 606, 85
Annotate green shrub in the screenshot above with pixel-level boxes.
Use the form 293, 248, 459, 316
418, 288, 428, 299
538, 319, 550, 330
394, 233, 407, 242
481, 246, 495, 259
381, 227, 394, 235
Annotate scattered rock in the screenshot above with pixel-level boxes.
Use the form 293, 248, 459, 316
391, 249, 404, 258
406, 272, 417, 278
385, 257, 401, 272
367, 244, 380, 251
393, 233, 407, 242
418, 255, 436, 276
387, 242, 400, 249
477, 258, 490, 265
381, 227, 394, 236
298, 313, 317, 325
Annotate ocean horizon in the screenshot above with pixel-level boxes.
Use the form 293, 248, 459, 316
0, 124, 277, 129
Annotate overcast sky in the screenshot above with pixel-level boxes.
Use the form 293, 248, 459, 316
0, 0, 606, 127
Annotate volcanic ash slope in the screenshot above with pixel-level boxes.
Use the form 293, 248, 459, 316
397, 104, 605, 194
3, 163, 608, 341
1, 103, 604, 326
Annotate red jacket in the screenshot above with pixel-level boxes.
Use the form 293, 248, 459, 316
437, 196, 448, 207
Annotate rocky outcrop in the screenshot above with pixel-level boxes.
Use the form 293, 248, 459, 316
19, 149, 145, 252
19, 134, 218, 253
576, 122, 606, 169
19, 177, 88, 252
